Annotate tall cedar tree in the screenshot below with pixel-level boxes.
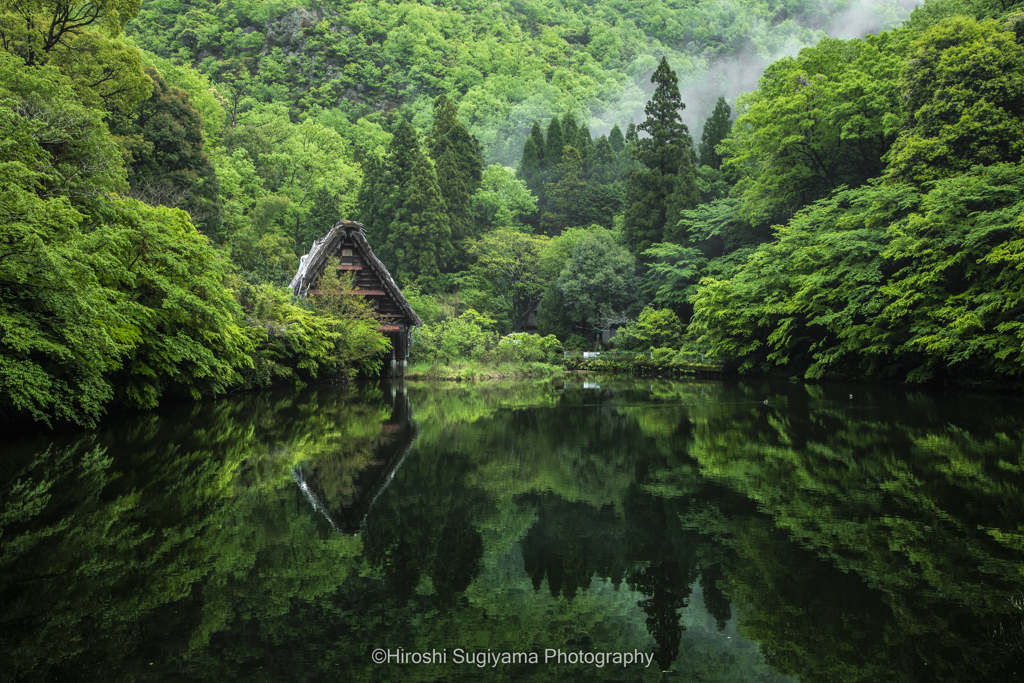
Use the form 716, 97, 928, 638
577, 123, 592, 151
609, 124, 626, 154
517, 121, 548, 230
529, 120, 546, 167
622, 58, 698, 257
562, 112, 581, 151
427, 94, 484, 263
519, 136, 543, 195
544, 117, 564, 172
580, 136, 626, 228
539, 116, 565, 233
544, 146, 586, 232
356, 153, 395, 263
385, 119, 452, 287
698, 97, 732, 170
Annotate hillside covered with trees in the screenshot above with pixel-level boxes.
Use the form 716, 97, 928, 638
2, 0, 1024, 428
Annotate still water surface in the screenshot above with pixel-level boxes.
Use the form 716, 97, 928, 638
2, 379, 1023, 682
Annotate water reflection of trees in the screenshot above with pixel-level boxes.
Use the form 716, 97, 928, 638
3, 379, 1023, 682
682, 381, 1024, 682
0, 385, 392, 682
361, 440, 488, 607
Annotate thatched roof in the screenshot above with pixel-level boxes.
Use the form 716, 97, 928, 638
289, 220, 422, 327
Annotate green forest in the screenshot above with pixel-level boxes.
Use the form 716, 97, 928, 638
3, 0, 1024, 427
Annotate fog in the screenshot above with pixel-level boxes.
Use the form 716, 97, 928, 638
675, 0, 921, 140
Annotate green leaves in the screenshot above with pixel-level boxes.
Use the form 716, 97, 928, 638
689, 182, 916, 376
0, 180, 124, 426
690, 165, 1024, 384
557, 228, 640, 325
724, 36, 902, 226
613, 307, 685, 351
881, 163, 1024, 381
469, 227, 549, 331
1, 56, 131, 426
109, 201, 254, 408
886, 17, 1024, 185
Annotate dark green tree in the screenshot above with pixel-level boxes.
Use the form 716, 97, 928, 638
698, 96, 732, 170
578, 136, 626, 228
543, 146, 586, 233
356, 153, 396, 264
359, 119, 426, 272
608, 124, 626, 154
529, 120, 546, 167
536, 282, 575, 339
584, 136, 619, 185
544, 116, 565, 171
118, 67, 223, 240
577, 121, 592, 152
518, 135, 544, 197
384, 120, 452, 288
700, 563, 732, 631
561, 112, 580, 150
558, 229, 641, 329
427, 94, 484, 262
625, 121, 638, 143
621, 58, 698, 257
516, 121, 546, 230
629, 560, 697, 670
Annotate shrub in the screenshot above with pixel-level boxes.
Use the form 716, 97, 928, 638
488, 333, 563, 364
409, 309, 498, 364
614, 307, 684, 351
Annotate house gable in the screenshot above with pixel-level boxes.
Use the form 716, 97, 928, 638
290, 220, 422, 359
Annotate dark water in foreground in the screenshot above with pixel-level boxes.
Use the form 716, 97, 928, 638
2, 379, 1023, 683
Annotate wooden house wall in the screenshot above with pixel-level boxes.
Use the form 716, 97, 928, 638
306, 230, 415, 360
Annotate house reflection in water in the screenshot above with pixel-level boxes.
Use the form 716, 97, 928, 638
293, 383, 419, 535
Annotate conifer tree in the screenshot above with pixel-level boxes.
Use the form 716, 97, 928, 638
517, 120, 548, 232
356, 153, 394, 260
529, 120, 546, 167
118, 68, 224, 240
427, 94, 484, 256
577, 123, 592, 153
544, 146, 586, 233
585, 137, 618, 184
562, 112, 580, 150
625, 121, 638, 143
517, 135, 544, 230
609, 124, 626, 154
698, 96, 732, 170
386, 120, 452, 287
358, 121, 419, 269
544, 116, 564, 170
518, 136, 544, 194
621, 58, 698, 257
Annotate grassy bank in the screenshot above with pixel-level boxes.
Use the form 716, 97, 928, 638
404, 360, 564, 381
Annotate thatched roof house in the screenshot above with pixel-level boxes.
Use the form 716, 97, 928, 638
290, 220, 421, 361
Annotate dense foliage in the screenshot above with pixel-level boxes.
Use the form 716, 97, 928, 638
0, 43, 386, 427
5, 0, 1024, 427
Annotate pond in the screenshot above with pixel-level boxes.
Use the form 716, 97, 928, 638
2, 378, 1022, 682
